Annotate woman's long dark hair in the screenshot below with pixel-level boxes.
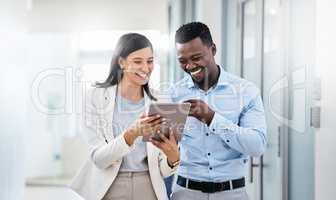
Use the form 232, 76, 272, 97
95, 33, 157, 100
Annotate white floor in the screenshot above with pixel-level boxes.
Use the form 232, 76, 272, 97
25, 186, 84, 200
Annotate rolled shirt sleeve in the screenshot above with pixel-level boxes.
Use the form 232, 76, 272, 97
209, 94, 267, 157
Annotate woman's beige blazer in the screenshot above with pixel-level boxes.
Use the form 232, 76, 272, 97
69, 85, 177, 200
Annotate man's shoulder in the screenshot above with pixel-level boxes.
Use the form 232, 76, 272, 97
223, 72, 260, 97
223, 71, 247, 84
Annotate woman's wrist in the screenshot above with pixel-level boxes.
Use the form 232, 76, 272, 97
124, 127, 139, 146
167, 155, 180, 168
167, 154, 180, 165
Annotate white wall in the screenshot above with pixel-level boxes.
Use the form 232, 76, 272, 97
0, 0, 27, 199
224, 0, 240, 74
315, 0, 336, 199
24, 0, 169, 179
197, 0, 223, 65
0, 35, 27, 199
28, 0, 168, 33
25, 33, 80, 178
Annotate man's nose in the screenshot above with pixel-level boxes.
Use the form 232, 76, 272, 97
185, 61, 196, 70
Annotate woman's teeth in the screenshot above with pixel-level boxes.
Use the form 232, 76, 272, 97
136, 72, 148, 79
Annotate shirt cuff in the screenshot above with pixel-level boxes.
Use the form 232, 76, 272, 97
209, 112, 237, 134
160, 155, 178, 177
209, 113, 239, 145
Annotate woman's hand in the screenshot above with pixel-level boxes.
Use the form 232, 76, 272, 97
124, 113, 165, 146
150, 128, 180, 166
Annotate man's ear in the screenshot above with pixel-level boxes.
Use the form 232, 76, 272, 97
211, 43, 217, 56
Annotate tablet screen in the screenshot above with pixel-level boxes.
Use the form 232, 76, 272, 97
142, 103, 191, 142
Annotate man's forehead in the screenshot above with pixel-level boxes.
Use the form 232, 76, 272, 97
177, 50, 203, 59
176, 37, 204, 49
176, 38, 206, 57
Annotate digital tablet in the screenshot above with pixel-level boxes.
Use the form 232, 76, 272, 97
142, 103, 191, 142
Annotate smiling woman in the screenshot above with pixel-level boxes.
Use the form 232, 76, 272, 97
70, 33, 180, 200
95, 33, 156, 100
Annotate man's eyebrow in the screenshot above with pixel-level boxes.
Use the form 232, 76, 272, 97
190, 53, 203, 58
178, 52, 202, 59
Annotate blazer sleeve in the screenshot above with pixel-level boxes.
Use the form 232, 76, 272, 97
82, 87, 135, 170
158, 150, 178, 178
151, 89, 179, 177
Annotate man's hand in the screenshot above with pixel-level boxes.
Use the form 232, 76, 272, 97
184, 99, 215, 126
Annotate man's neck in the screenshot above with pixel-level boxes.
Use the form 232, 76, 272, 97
198, 65, 220, 91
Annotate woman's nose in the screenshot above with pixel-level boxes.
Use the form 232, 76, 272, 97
142, 63, 152, 73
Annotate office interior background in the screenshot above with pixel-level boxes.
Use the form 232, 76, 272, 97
0, 0, 335, 200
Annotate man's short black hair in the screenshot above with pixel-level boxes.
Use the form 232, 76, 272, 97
175, 22, 213, 46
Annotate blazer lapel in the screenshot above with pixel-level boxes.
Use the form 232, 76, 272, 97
102, 85, 117, 141
145, 93, 159, 165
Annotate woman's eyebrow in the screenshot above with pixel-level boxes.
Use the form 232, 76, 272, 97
132, 57, 154, 60
131, 57, 144, 60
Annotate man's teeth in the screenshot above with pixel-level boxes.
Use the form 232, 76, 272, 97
190, 68, 202, 75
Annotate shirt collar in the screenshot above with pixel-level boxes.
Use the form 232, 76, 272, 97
186, 65, 230, 89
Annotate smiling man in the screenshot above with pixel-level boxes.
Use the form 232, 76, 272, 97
169, 22, 267, 200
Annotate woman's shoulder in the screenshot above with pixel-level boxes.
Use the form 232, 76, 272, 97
85, 85, 117, 105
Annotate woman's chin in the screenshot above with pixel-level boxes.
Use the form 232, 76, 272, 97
140, 81, 149, 86
128, 74, 150, 86
134, 78, 149, 86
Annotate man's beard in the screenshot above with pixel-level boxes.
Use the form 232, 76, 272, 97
190, 67, 209, 87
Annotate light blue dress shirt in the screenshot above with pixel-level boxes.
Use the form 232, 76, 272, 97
169, 66, 267, 182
